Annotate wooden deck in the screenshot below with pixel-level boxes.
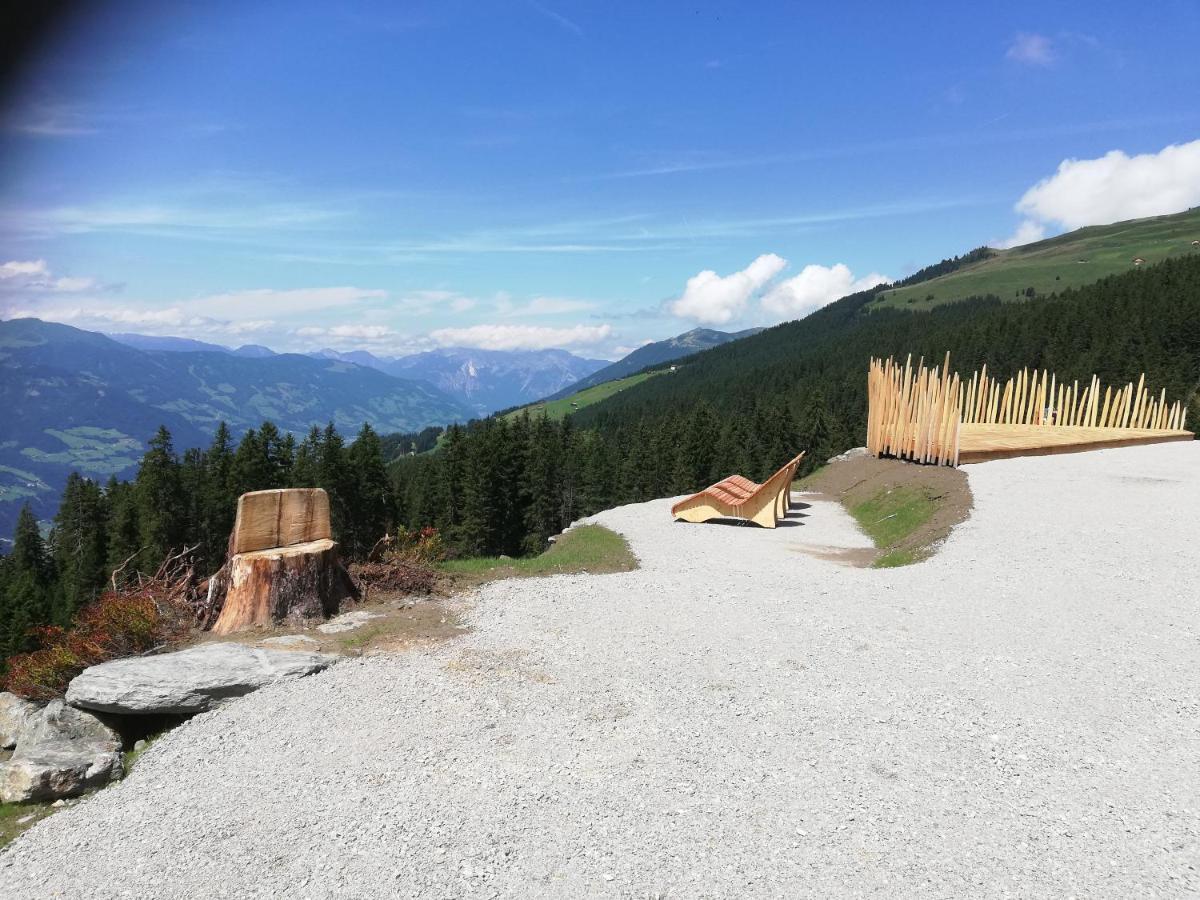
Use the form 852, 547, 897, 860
958, 424, 1194, 463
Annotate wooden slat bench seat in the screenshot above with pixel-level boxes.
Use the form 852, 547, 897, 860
670, 452, 805, 528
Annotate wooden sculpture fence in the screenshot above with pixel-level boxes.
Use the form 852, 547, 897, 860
867, 354, 1191, 466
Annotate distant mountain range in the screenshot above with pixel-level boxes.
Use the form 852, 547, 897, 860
108, 334, 608, 416
310, 347, 606, 416
0, 318, 475, 539
544, 327, 762, 400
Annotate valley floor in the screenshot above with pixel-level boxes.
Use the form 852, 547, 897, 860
2, 443, 1199, 898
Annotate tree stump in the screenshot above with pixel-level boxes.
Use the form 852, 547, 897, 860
208, 489, 358, 635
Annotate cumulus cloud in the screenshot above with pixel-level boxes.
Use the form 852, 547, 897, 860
0, 259, 96, 293
761, 264, 889, 318
1006, 32, 1054, 66
429, 323, 613, 351
995, 219, 1047, 249
668, 254, 786, 325
1001, 139, 1200, 246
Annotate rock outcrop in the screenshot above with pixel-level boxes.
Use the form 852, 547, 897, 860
1, 701, 122, 803
0, 691, 37, 749
65, 642, 337, 715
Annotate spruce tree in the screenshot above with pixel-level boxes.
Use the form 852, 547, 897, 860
317, 423, 352, 544
2, 505, 53, 655
135, 426, 185, 567
105, 478, 142, 579
347, 423, 392, 558
50, 473, 108, 622
201, 422, 237, 570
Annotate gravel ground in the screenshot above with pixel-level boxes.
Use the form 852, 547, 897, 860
2, 442, 1198, 898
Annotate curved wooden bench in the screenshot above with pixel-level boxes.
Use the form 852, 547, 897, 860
670, 452, 805, 528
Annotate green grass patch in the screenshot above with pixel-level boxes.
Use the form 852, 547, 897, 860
334, 624, 389, 651
440, 524, 637, 582
0, 800, 54, 849
850, 485, 939, 566
502, 372, 661, 422
121, 733, 164, 774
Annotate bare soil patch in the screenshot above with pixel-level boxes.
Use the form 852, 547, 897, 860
797, 452, 972, 566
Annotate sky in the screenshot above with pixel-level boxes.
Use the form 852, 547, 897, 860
1, 0, 1199, 360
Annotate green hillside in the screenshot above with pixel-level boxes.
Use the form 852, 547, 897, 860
874, 206, 1200, 310
502, 371, 662, 421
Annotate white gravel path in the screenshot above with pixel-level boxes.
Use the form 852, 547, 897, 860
2, 442, 1198, 898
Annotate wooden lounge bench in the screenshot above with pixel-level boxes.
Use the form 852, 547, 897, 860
670, 452, 805, 528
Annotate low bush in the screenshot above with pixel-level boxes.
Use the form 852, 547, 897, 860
350, 559, 438, 596
3, 590, 192, 700
351, 527, 444, 597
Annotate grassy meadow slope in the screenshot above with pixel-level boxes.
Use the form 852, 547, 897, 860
501, 372, 662, 421
874, 206, 1200, 310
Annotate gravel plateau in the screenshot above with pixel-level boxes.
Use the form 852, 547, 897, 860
2, 442, 1198, 898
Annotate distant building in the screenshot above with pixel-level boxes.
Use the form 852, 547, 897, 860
1191, 240, 1199, 248
1132, 256, 1146, 266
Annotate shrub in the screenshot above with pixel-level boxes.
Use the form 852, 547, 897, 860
387, 526, 446, 565
351, 527, 444, 597
4, 590, 192, 700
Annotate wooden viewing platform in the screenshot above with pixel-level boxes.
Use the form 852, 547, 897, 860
957, 424, 1194, 463
868, 354, 1193, 466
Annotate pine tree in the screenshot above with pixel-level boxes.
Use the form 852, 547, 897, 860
200, 422, 237, 570
291, 426, 322, 488
105, 478, 142, 580
2, 505, 53, 655
317, 423, 353, 545
135, 426, 185, 567
50, 473, 108, 622
347, 423, 392, 558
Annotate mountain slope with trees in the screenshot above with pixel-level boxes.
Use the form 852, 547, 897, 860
543, 327, 761, 400
391, 254, 1200, 561
0, 318, 473, 539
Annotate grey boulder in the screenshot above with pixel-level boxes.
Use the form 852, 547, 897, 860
0, 691, 37, 749
1, 700, 123, 803
65, 642, 337, 715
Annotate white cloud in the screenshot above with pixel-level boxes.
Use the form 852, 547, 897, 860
4, 302, 276, 337
1013, 140, 1200, 233
668, 254, 786, 325
187, 286, 386, 318
497, 295, 596, 317
761, 264, 889, 318
1007, 33, 1055, 66
328, 324, 395, 341
0, 259, 96, 293
429, 323, 613, 351
995, 219, 1047, 249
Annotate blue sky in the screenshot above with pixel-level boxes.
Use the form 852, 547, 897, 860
2, 0, 1199, 359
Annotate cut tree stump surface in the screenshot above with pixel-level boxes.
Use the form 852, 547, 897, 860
230, 488, 332, 555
